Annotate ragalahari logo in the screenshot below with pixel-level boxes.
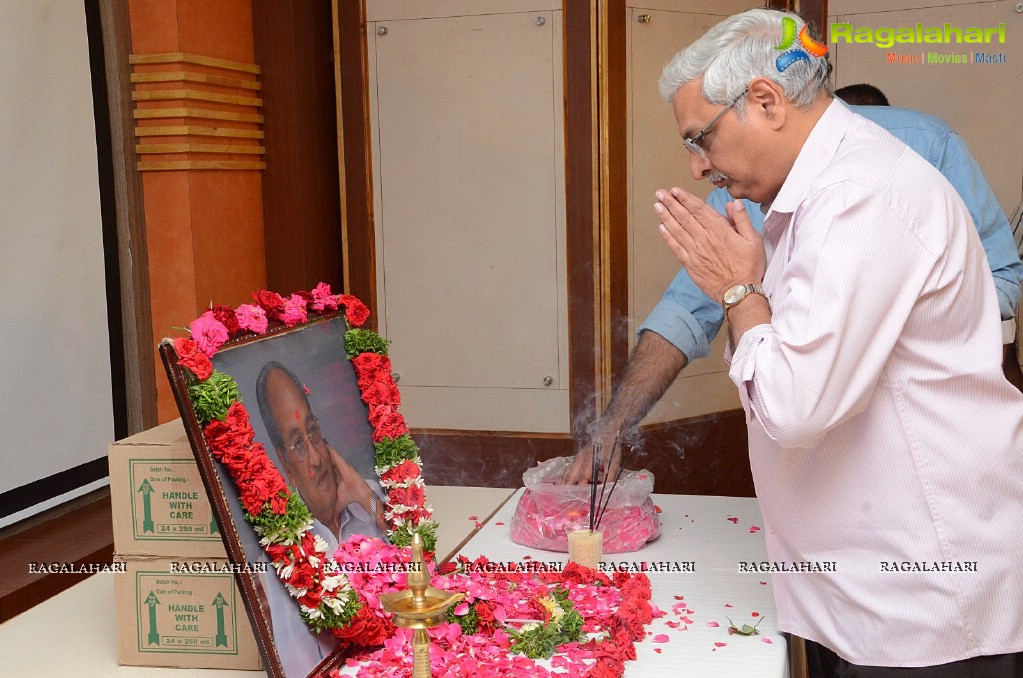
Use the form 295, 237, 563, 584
774, 17, 828, 72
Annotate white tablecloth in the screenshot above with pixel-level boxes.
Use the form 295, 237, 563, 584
456, 489, 789, 678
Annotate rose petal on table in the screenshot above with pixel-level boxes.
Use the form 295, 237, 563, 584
654, 648, 663, 654
715, 642, 727, 647
762, 637, 774, 644
680, 616, 694, 625
495, 521, 505, 526
760, 581, 767, 585
467, 515, 479, 521
665, 620, 679, 629
673, 595, 685, 600
727, 516, 739, 524
654, 505, 662, 513
473, 521, 483, 529
652, 634, 670, 643
751, 611, 760, 617
724, 603, 733, 608
706, 621, 720, 627
749, 525, 762, 533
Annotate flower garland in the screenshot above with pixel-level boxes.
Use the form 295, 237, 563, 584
172, 283, 434, 638
172, 283, 662, 673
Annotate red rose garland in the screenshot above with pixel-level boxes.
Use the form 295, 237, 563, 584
172, 284, 434, 632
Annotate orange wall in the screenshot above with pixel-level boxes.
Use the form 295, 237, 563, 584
128, 0, 266, 422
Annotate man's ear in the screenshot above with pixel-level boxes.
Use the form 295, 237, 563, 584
747, 77, 786, 130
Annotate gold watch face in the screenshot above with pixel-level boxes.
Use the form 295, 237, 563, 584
723, 285, 748, 306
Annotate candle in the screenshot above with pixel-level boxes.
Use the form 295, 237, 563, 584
568, 529, 603, 569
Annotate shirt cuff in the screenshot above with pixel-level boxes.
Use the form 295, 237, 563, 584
727, 324, 774, 424
992, 277, 1020, 321
638, 298, 710, 360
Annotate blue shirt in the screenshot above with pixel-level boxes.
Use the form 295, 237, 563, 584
639, 104, 1022, 361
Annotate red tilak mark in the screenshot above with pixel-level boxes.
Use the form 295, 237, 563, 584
309, 469, 315, 479
294, 409, 300, 420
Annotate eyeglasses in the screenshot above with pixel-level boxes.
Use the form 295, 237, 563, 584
682, 87, 749, 159
285, 417, 323, 462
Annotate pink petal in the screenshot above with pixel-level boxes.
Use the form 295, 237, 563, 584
749, 525, 762, 533
652, 634, 670, 643
467, 515, 479, 521
762, 637, 774, 644
672, 595, 684, 600
680, 616, 694, 625
706, 621, 720, 628
751, 611, 760, 617
715, 642, 727, 647
724, 603, 733, 608
727, 516, 739, 524
654, 648, 662, 654
495, 521, 505, 526
453, 602, 469, 616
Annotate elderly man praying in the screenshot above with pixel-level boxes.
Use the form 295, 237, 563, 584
652, 8, 1023, 677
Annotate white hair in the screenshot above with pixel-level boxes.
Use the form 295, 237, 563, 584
658, 8, 831, 115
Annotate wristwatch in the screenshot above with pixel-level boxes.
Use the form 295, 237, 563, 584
722, 283, 767, 315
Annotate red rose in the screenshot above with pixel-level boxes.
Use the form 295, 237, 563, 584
435, 562, 457, 576
333, 604, 393, 647
210, 304, 241, 335
360, 378, 401, 407
388, 485, 425, 508
252, 289, 285, 319
368, 404, 408, 442
352, 352, 392, 384
381, 460, 420, 485
174, 337, 213, 380
474, 600, 497, 632
285, 562, 315, 591
269, 490, 290, 515
298, 587, 322, 610
337, 295, 370, 327
225, 402, 250, 430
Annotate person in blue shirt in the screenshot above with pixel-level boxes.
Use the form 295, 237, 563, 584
564, 85, 1022, 483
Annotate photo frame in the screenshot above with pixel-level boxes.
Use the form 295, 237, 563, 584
160, 293, 430, 678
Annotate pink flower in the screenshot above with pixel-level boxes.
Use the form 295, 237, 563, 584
281, 294, 308, 326
310, 282, 339, 312
235, 304, 268, 334
189, 311, 229, 356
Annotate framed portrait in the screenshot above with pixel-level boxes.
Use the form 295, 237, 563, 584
161, 310, 395, 677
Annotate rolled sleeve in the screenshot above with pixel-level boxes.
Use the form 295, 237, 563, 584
637, 266, 725, 361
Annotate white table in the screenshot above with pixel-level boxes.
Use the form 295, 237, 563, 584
455, 489, 789, 678
1, 488, 786, 677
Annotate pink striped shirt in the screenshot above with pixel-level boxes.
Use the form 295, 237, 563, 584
728, 100, 1023, 666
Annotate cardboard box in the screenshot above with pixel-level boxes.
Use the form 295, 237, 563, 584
109, 419, 227, 557
114, 555, 263, 670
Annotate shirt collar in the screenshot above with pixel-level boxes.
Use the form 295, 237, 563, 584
764, 98, 852, 223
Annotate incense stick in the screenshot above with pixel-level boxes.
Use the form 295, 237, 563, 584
594, 432, 625, 532
588, 440, 601, 532
593, 430, 621, 531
